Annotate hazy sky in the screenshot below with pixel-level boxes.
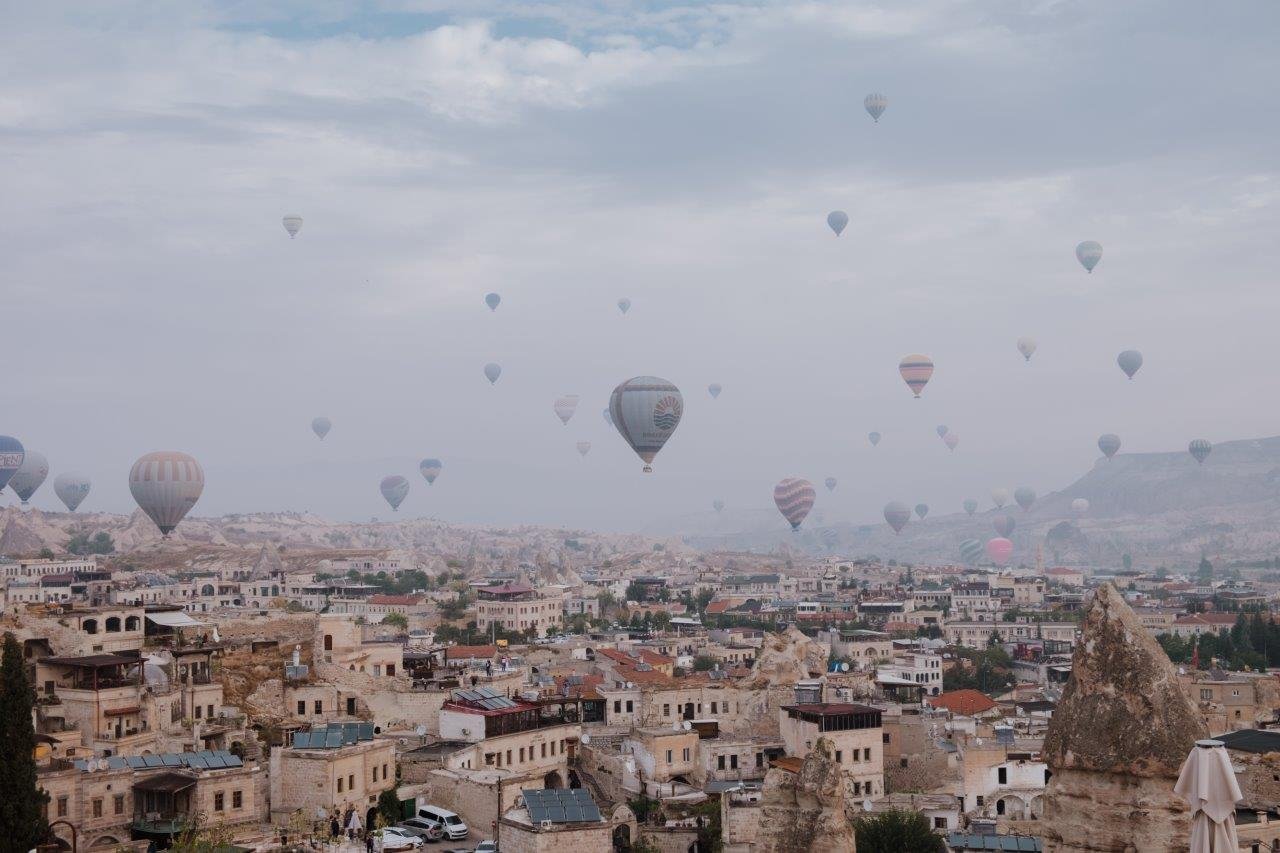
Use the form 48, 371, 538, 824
3, 1, 1279, 532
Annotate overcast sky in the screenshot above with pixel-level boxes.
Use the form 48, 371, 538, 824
3, 1, 1279, 532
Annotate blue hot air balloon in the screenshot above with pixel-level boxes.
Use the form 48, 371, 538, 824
485, 293, 501, 311
827, 211, 848, 236
0, 436, 26, 495
484, 363, 502, 385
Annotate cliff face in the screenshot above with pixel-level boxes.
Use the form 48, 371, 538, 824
755, 738, 857, 853
1041, 583, 1206, 852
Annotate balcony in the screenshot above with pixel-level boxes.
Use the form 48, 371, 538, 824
132, 813, 189, 836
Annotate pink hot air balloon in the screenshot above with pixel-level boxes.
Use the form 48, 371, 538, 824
898, 354, 934, 398
986, 537, 1013, 567
773, 477, 816, 531
943, 433, 959, 451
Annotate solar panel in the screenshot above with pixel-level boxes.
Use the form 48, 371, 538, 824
292, 732, 309, 748
358, 723, 374, 741
221, 752, 243, 767
143, 754, 162, 767
342, 722, 359, 744
522, 788, 601, 825
325, 729, 343, 748
204, 753, 227, 769
108, 756, 127, 769
161, 754, 182, 767
125, 756, 145, 769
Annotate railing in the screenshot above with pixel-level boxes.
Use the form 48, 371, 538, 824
132, 814, 189, 834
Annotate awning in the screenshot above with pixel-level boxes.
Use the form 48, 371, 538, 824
146, 612, 206, 629
105, 706, 141, 717
133, 771, 197, 793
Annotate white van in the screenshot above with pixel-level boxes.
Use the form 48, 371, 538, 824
417, 805, 469, 840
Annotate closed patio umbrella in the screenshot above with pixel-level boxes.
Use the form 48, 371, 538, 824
1174, 739, 1242, 852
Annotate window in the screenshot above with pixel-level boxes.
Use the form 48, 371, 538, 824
853, 782, 862, 796
348, 774, 354, 790
214, 792, 224, 811
682, 748, 690, 762
387, 664, 395, 676
718, 756, 726, 770
711, 702, 718, 713
663, 704, 670, 717
626, 700, 634, 713
506, 750, 512, 766
835, 750, 843, 763
666, 750, 673, 763
730, 755, 738, 769
383, 763, 388, 781
541, 743, 547, 758
195, 704, 203, 718
114, 795, 125, 815
57, 797, 68, 818
207, 704, 214, 719
863, 748, 870, 761
998, 767, 1008, 784
614, 700, 621, 713
883, 733, 890, 744
756, 752, 763, 768
338, 778, 344, 793
520, 747, 526, 762
314, 700, 322, 714
934, 817, 947, 830
297, 700, 306, 715
1201, 689, 1213, 700
233, 790, 242, 809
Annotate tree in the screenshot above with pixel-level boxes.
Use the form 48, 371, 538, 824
37, 547, 54, 559
381, 612, 408, 630
1198, 555, 1214, 585
0, 632, 48, 853
692, 655, 717, 672
376, 788, 402, 827
653, 612, 672, 631
65, 530, 115, 556
853, 809, 946, 853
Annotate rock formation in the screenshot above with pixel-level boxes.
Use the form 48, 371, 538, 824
746, 625, 829, 689
756, 737, 857, 853
1040, 582, 1207, 852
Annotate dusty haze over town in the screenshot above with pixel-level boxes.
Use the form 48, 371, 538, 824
4, 1, 1280, 534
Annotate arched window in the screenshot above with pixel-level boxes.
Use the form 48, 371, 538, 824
83, 619, 99, 635
105, 617, 121, 632
201, 584, 215, 596
125, 616, 140, 631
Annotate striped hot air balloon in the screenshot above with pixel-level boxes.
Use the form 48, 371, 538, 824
864, 93, 888, 122
1189, 439, 1212, 464
129, 451, 205, 536
610, 376, 684, 472
282, 215, 303, 238
380, 475, 409, 511
0, 436, 24, 494
883, 501, 911, 534
553, 395, 580, 425
959, 538, 983, 564
1098, 433, 1121, 459
419, 458, 442, 485
55, 472, 92, 512
773, 478, 816, 530
899, 355, 934, 398
1076, 240, 1102, 273
993, 515, 1016, 538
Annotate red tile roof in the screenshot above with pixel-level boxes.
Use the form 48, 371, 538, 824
597, 648, 673, 668
706, 600, 732, 615
445, 644, 498, 661
928, 689, 998, 717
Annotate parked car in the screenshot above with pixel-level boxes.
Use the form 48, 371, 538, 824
396, 818, 444, 842
375, 827, 425, 852
473, 841, 498, 853
417, 805, 469, 840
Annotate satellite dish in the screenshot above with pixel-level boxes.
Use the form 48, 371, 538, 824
840, 662, 850, 672
862, 799, 873, 812
683, 721, 693, 730
581, 734, 591, 745
415, 725, 427, 737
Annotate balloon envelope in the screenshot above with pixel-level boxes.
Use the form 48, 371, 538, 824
0, 435, 25, 493
713, 499, 725, 513
129, 451, 204, 536
419, 458, 442, 484
55, 472, 92, 512
883, 501, 910, 533
899, 355, 934, 398
1076, 240, 1102, 272
603, 408, 615, 428
553, 395, 580, 425
868, 432, 881, 446
1014, 487, 1036, 512
864, 93, 888, 122
311, 417, 331, 440
1098, 433, 1121, 459
609, 376, 684, 472
991, 487, 1009, 509
986, 537, 1014, 566
282, 215, 303, 238
484, 363, 502, 384
1189, 439, 1212, 464
380, 475, 409, 511
1017, 337, 1037, 362
1117, 350, 1143, 379
774, 478, 816, 530
708, 383, 722, 399
914, 503, 929, 520
1071, 498, 1090, 515
9, 450, 48, 505
617, 298, 631, 315
485, 292, 501, 311
993, 515, 1016, 537
963, 498, 978, 516
936, 425, 949, 438
959, 538, 983, 564
827, 211, 848, 236
943, 433, 959, 451
824, 477, 837, 492
576, 441, 591, 457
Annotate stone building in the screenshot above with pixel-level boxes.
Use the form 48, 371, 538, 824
268, 722, 397, 826
475, 582, 566, 638
779, 701, 884, 799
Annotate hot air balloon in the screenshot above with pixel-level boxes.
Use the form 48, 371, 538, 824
827, 211, 848, 236
1071, 498, 1090, 515
282, 215, 303, 238
959, 538, 983, 565
484, 362, 502, 385
993, 515, 1016, 537
419, 458, 442, 485
617, 298, 631, 315
864, 93, 888, 122
825, 477, 837, 492
899, 355, 934, 398
713, 499, 725, 514
774, 478, 816, 530
9, 451, 48, 506
609, 376, 684, 472
1189, 439, 1212, 464
1076, 240, 1102, 273
991, 487, 1009, 509
485, 292, 501, 311
936, 425, 949, 438
554, 395, 580, 425
708, 383, 722, 399
576, 441, 592, 458
943, 433, 959, 451
603, 408, 615, 428
311, 417, 331, 440
963, 498, 978, 516
986, 537, 1013, 566
1098, 433, 1121, 459
883, 501, 910, 534
915, 503, 929, 520
868, 432, 881, 446
0, 436, 24, 494
54, 472, 91, 512
380, 475, 409, 511
129, 451, 204, 536
1014, 486, 1036, 512
1117, 350, 1143, 380
1017, 337, 1037, 362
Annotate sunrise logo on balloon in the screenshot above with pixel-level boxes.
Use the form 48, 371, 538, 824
653, 396, 682, 431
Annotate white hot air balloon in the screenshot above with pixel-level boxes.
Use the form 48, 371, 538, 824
553, 395, 580, 425
129, 451, 205, 536
282, 215, 303, 239
1017, 337, 1037, 362
609, 376, 683, 473
8, 451, 49, 506
54, 472, 92, 512
1076, 240, 1102, 273
1071, 498, 1090, 515
864, 93, 888, 122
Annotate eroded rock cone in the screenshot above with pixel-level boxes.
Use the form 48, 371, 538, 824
756, 737, 857, 853
1041, 582, 1206, 852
